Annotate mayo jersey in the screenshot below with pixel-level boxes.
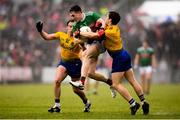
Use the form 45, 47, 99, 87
137, 47, 154, 66
104, 25, 123, 51
55, 32, 81, 60
72, 11, 100, 32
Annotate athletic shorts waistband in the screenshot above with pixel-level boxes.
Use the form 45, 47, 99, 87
107, 48, 123, 53
61, 58, 80, 62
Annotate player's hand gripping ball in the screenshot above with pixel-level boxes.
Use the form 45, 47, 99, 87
79, 26, 92, 42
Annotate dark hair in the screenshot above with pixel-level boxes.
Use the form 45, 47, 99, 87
66, 20, 74, 26
109, 11, 121, 25
69, 5, 82, 12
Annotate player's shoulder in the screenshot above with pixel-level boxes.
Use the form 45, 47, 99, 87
85, 11, 100, 17
56, 31, 66, 35
137, 47, 144, 52
107, 26, 113, 30
113, 25, 120, 31
106, 25, 115, 30
72, 21, 77, 26
148, 47, 154, 52
85, 11, 94, 16
55, 31, 67, 37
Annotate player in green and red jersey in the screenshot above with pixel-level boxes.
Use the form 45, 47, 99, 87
134, 40, 157, 94
68, 5, 116, 98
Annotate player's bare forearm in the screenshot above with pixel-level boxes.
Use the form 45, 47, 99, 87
40, 31, 57, 41
80, 31, 99, 39
36, 21, 57, 40
40, 31, 49, 40
134, 54, 139, 66
151, 54, 157, 68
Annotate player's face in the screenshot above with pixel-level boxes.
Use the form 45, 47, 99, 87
105, 14, 110, 25
67, 22, 73, 34
70, 11, 81, 22
143, 41, 149, 48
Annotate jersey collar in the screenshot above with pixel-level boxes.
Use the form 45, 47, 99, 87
80, 13, 86, 22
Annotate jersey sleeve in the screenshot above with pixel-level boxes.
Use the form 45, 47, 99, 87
55, 32, 64, 40
149, 48, 154, 54
55, 32, 60, 38
137, 48, 141, 54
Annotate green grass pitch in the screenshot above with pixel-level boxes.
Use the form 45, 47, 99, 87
0, 83, 180, 119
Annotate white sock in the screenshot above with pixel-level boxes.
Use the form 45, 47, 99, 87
130, 101, 136, 107
54, 103, 60, 108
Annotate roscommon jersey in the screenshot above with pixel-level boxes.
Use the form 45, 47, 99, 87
55, 32, 81, 60
104, 25, 123, 51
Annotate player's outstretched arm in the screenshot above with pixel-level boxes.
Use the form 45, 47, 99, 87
36, 21, 57, 41
73, 29, 99, 40
80, 31, 99, 39
80, 28, 105, 40
134, 54, 139, 69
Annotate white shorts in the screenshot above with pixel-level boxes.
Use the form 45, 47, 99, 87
139, 66, 153, 75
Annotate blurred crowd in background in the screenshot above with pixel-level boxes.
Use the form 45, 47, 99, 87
0, 0, 180, 82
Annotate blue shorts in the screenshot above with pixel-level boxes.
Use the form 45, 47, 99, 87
57, 59, 82, 78
108, 49, 132, 73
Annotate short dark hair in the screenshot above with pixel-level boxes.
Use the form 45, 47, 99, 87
69, 5, 82, 12
66, 20, 74, 26
109, 11, 121, 25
